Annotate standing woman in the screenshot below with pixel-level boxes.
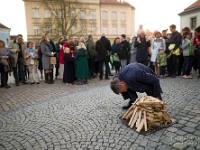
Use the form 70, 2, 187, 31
55, 37, 63, 79
130, 36, 137, 63
111, 37, 121, 73
40, 35, 55, 84
0, 40, 11, 89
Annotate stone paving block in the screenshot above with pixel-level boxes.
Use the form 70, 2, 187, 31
182, 127, 196, 134
176, 130, 187, 136
172, 143, 188, 150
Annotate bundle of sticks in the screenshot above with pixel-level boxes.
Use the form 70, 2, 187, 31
122, 96, 172, 133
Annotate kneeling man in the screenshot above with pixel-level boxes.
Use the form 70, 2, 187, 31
110, 63, 162, 109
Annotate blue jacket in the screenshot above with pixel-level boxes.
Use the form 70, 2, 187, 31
115, 63, 162, 101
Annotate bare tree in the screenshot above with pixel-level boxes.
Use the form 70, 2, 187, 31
41, 0, 89, 40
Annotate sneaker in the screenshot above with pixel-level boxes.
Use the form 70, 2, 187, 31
171, 74, 176, 78
182, 75, 189, 79
187, 75, 193, 79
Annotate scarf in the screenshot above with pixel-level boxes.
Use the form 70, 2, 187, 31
43, 42, 53, 52
26, 48, 38, 58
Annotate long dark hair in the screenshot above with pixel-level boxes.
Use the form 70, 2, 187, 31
113, 37, 120, 45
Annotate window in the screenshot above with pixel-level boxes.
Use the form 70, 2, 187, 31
32, 8, 40, 18
34, 26, 40, 35
57, 10, 62, 18
90, 11, 96, 19
121, 27, 126, 34
46, 26, 52, 34
191, 17, 197, 29
112, 27, 117, 34
44, 9, 51, 18
70, 11, 76, 19
102, 11, 107, 20
82, 26, 86, 35
71, 26, 76, 34
80, 11, 86, 19
112, 12, 117, 20
121, 12, 126, 20
103, 27, 108, 34
91, 26, 96, 34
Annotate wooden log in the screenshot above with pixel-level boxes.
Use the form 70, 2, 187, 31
122, 104, 135, 119
128, 107, 138, 126
163, 111, 172, 123
136, 111, 142, 127
124, 109, 135, 120
136, 118, 144, 132
130, 112, 139, 128
143, 111, 147, 131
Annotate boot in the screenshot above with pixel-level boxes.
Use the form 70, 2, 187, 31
77, 79, 83, 85
122, 100, 132, 110
83, 78, 88, 84
48, 72, 53, 84
1, 74, 9, 89
45, 73, 48, 83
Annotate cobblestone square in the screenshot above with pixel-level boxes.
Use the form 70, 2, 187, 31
0, 73, 200, 150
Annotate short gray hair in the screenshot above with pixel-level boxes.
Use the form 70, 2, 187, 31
110, 77, 122, 94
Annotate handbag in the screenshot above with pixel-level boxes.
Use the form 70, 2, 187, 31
50, 57, 56, 65
2, 58, 10, 72
113, 55, 120, 62
99, 40, 111, 57
168, 44, 180, 56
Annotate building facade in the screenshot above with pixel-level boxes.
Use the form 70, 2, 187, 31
179, 0, 200, 32
0, 23, 11, 47
23, 0, 135, 45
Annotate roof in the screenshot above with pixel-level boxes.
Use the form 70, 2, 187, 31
185, 0, 200, 10
100, 0, 135, 8
0, 23, 10, 29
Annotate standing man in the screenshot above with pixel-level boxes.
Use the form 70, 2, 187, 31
8, 34, 27, 86
167, 24, 182, 78
86, 34, 96, 78
110, 63, 163, 109
96, 33, 111, 80
118, 34, 130, 68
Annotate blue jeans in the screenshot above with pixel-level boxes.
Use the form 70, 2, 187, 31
183, 56, 193, 75
13, 57, 26, 84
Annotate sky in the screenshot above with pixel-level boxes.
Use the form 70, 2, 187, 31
0, 0, 197, 41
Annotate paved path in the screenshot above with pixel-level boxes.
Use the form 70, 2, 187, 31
0, 74, 200, 150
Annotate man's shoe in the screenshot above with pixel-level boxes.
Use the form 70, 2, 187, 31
166, 74, 172, 77
23, 82, 28, 85
99, 77, 103, 80
198, 76, 200, 78
109, 74, 114, 76
36, 82, 40, 84
16, 83, 19, 86
171, 74, 176, 78
4, 85, 9, 89
105, 77, 110, 80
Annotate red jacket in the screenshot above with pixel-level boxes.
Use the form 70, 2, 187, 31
193, 36, 200, 56
59, 43, 69, 64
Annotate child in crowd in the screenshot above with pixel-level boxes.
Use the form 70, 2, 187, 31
63, 41, 75, 85
25, 42, 39, 84
181, 31, 194, 79
74, 42, 90, 85
157, 48, 171, 78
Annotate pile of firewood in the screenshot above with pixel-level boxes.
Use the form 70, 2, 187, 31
122, 96, 172, 133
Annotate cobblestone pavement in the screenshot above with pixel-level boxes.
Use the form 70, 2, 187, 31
0, 73, 200, 150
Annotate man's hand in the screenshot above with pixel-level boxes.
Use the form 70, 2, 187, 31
157, 64, 160, 67
16, 49, 20, 53
51, 54, 54, 57
3, 56, 9, 59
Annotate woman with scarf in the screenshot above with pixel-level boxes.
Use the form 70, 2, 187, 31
25, 42, 39, 84
40, 35, 55, 84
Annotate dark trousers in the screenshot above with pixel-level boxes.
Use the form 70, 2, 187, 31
198, 56, 200, 76
55, 52, 60, 77
89, 58, 95, 76
13, 57, 26, 84
192, 55, 198, 71
183, 56, 193, 75
1, 73, 8, 86
169, 54, 179, 75
160, 66, 166, 75
178, 54, 183, 75
99, 61, 109, 79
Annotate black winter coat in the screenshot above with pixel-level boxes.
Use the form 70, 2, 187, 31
118, 40, 130, 59
115, 63, 162, 102
96, 36, 111, 61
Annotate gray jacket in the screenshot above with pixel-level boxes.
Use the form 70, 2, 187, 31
181, 38, 194, 56
40, 42, 53, 70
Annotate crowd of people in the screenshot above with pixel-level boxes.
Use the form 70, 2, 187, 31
0, 24, 200, 89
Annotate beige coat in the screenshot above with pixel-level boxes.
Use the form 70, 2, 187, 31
25, 52, 38, 66
8, 39, 26, 67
